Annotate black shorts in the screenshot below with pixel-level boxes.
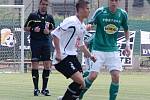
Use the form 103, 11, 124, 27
30, 39, 52, 61
54, 55, 83, 79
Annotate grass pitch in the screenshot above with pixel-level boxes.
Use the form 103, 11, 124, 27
0, 71, 150, 100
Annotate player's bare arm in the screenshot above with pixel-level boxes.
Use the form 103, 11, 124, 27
123, 30, 131, 57
52, 35, 61, 61
43, 27, 50, 34
79, 45, 96, 62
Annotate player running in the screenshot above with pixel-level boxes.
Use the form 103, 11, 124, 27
79, 0, 131, 100
52, 0, 96, 100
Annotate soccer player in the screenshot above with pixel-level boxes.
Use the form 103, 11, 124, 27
24, 0, 55, 96
79, 0, 131, 100
51, 0, 96, 100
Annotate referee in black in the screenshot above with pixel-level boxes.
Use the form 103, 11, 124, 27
24, 0, 55, 96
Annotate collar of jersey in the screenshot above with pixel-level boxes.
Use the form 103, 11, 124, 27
37, 10, 47, 17
75, 15, 84, 26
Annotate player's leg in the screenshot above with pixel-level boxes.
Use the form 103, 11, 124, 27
106, 51, 122, 100
30, 40, 41, 96
83, 38, 94, 78
62, 72, 84, 100
82, 57, 91, 77
109, 70, 120, 100
79, 71, 98, 100
55, 55, 84, 100
41, 60, 51, 96
41, 42, 52, 96
79, 50, 104, 100
31, 61, 40, 96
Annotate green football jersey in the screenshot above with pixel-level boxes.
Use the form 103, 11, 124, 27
89, 7, 128, 52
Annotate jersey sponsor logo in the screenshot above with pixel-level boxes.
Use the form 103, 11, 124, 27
103, 18, 121, 23
104, 24, 118, 34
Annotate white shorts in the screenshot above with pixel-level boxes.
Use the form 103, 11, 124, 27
90, 50, 123, 72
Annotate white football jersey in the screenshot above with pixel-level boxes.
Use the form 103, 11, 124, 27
52, 16, 87, 57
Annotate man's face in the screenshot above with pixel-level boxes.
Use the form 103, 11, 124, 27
109, 0, 120, 11
39, 0, 48, 13
80, 4, 90, 18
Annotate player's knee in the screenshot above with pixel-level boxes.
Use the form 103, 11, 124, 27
43, 62, 51, 70
112, 76, 119, 83
111, 72, 120, 83
44, 66, 50, 70
71, 71, 84, 85
74, 77, 85, 89
88, 71, 98, 81
76, 78, 85, 87
32, 62, 39, 69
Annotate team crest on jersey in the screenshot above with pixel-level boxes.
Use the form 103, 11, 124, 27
104, 24, 118, 34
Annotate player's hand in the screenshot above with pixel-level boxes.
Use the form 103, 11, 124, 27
85, 24, 92, 31
90, 55, 96, 62
34, 26, 40, 32
49, 23, 54, 30
122, 46, 131, 57
44, 27, 50, 34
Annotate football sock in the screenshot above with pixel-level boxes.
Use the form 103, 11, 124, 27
62, 82, 82, 100
42, 69, 50, 90
32, 69, 39, 90
83, 71, 90, 78
79, 77, 93, 99
109, 82, 119, 100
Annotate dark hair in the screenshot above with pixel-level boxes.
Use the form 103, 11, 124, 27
39, 0, 48, 4
76, 0, 89, 12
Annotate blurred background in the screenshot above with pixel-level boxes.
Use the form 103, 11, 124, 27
0, 0, 150, 72
0, 0, 150, 27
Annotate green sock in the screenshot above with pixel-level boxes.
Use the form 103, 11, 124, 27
79, 77, 93, 100
83, 71, 90, 78
109, 82, 119, 100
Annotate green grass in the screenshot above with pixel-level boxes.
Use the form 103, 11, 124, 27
0, 72, 150, 100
